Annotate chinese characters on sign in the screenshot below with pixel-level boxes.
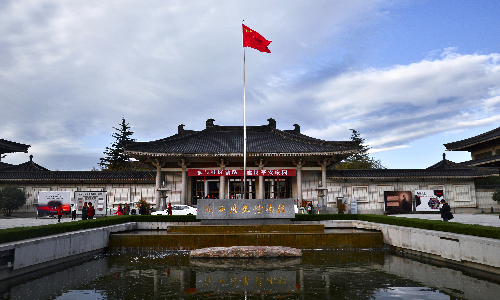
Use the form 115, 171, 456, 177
188, 169, 296, 177
197, 199, 295, 220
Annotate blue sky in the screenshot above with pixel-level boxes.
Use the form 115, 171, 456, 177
1, 0, 500, 170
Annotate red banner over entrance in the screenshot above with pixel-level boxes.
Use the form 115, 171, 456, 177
188, 169, 296, 177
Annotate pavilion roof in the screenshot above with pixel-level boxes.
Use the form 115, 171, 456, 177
0, 170, 156, 182
125, 118, 357, 158
327, 168, 497, 179
0, 139, 30, 155
327, 155, 498, 179
444, 126, 500, 151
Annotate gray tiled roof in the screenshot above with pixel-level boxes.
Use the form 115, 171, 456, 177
459, 153, 500, 167
0, 162, 14, 170
0, 170, 156, 181
426, 157, 465, 169
125, 120, 357, 156
444, 126, 500, 151
327, 168, 497, 179
0, 160, 49, 172
0, 139, 30, 154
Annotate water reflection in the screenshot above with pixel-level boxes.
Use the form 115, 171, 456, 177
1, 250, 499, 299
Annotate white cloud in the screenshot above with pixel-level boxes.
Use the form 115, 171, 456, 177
1, 1, 500, 170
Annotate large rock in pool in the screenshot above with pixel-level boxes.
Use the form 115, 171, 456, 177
190, 246, 302, 258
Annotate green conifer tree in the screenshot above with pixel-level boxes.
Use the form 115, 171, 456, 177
335, 129, 385, 169
99, 117, 136, 170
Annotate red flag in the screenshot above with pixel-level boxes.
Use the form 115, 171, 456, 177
242, 24, 271, 53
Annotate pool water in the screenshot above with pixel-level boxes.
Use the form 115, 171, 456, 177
4, 250, 500, 300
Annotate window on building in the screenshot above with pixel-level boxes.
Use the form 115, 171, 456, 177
113, 188, 130, 203
352, 186, 369, 202
229, 178, 255, 199
327, 186, 342, 207
264, 178, 292, 199
454, 185, 471, 202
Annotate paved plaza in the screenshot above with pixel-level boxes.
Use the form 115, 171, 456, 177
0, 213, 498, 230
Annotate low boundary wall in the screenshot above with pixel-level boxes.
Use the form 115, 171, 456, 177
314, 220, 500, 275
0, 222, 136, 281
1, 220, 499, 282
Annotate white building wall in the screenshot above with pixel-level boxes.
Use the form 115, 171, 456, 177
323, 179, 480, 214
475, 188, 500, 212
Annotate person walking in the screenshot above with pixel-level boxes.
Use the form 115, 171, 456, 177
114, 205, 124, 215
87, 203, 95, 219
124, 203, 130, 215
440, 199, 451, 222
139, 203, 146, 215
71, 204, 77, 220
167, 203, 172, 215
57, 204, 63, 223
82, 202, 88, 220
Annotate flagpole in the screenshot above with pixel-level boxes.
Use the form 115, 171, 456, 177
242, 20, 247, 200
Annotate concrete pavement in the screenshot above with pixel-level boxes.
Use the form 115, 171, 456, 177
0, 213, 498, 230
393, 213, 500, 227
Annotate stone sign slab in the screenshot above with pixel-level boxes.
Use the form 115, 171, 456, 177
197, 199, 295, 220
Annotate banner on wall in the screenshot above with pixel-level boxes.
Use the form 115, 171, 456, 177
415, 190, 444, 212
75, 191, 108, 215
384, 191, 412, 213
37, 191, 71, 216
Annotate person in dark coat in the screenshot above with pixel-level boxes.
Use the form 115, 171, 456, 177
139, 203, 146, 215
440, 199, 451, 222
82, 202, 88, 220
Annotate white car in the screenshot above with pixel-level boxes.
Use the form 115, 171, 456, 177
151, 205, 197, 216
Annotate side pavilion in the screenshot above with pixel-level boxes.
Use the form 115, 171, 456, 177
124, 118, 358, 209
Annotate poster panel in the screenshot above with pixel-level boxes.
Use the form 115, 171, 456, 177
384, 191, 412, 213
415, 190, 444, 212
74, 191, 108, 215
37, 191, 71, 216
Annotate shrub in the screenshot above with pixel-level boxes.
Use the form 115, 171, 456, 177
493, 188, 500, 205
0, 186, 27, 216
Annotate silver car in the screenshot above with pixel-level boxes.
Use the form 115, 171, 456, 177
151, 205, 197, 215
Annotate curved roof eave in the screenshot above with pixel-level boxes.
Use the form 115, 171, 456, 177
128, 151, 355, 157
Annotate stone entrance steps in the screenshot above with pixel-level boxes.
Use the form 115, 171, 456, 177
108, 224, 384, 251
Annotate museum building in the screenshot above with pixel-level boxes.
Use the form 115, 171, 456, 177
1, 121, 499, 214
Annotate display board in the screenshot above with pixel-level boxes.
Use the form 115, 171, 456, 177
384, 191, 412, 213
415, 190, 444, 212
37, 191, 71, 216
74, 191, 108, 215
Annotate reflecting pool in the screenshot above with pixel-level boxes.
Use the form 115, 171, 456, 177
3, 250, 500, 300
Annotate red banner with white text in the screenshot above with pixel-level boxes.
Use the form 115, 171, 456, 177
188, 169, 296, 177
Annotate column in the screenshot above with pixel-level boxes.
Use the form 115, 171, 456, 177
219, 176, 225, 199
317, 158, 329, 188
153, 159, 163, 210
293, 158, 304, 203
317, 158, 330, 209
204, 180, 209, 197
178, 159, 190, 205
255, 158, 267, 199
217, 159, 228, 199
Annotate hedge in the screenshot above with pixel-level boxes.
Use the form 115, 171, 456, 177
0, 215, 198, 244
295, 213, 500, 240
0, 213, 499, 244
